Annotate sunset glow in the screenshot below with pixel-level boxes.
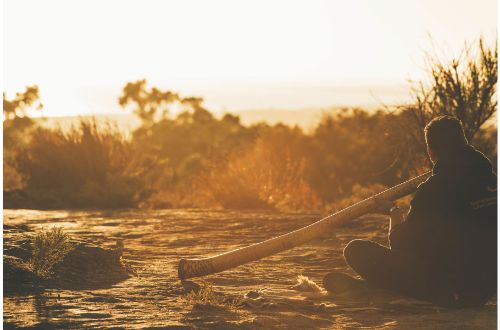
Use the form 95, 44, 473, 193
4, 0, 497, 117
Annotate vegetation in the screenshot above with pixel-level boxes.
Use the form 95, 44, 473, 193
13, 121, 142, 208
407, 38, 497, 142
3, 39, 497, 211
29, 227, 74, 278
4, 86, 43, 190
396, 37, 498, 169
197, 127, 322, 211
185, 281, 241, 311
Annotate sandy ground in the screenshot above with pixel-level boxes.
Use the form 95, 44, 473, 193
3, 209, 497, 329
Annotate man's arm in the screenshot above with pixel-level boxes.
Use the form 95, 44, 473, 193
389, 177, 439, 251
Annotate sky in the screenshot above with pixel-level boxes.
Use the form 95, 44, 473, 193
3, 0, 498, 117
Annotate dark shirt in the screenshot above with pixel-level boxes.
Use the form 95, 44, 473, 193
389, 145, 497, 273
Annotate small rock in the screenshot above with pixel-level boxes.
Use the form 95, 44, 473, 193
245, 290, 261, 299
315, 303, 327, 312
181, 280, 201, 293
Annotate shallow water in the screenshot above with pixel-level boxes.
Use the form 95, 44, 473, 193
4, 209, 497, 329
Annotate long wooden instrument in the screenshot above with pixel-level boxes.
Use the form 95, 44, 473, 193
178, 171, 431, 279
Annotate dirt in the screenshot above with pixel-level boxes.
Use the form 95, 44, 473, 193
3, 209, 497, 329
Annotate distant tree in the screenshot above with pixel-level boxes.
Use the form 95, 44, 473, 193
308, 109, 404, 201
3, 85, 43, 120
117, 80, 257, 197
3, 86, 44, 190
3, 85, 43, 146
118, 79, 179, 124
406, 38, 497, 144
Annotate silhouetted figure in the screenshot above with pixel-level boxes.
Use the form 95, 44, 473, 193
325, 116, 497, 308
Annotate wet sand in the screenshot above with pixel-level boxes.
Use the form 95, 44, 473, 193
3, 209, 497, 329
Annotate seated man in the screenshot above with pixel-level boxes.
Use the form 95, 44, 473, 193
324, 116, 497, 307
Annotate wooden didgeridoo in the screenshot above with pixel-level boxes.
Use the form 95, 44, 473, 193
178, 171, 431, 279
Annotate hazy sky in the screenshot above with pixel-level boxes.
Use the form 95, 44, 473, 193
4, 0, 497, 117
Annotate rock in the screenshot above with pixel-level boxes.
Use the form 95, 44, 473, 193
3, 256, 41, 294
181, 280, 201, 293
4, 225, 133, 293
49, 243, 132, 289
245, 290, 261, 299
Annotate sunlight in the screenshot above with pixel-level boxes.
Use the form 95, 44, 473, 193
4, 0, 496, 117
4, 2, 497, 328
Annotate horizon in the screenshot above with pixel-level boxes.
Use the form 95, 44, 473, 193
34, 106, 360, 134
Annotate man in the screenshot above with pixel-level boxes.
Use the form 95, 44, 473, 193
324, 116, 497, 307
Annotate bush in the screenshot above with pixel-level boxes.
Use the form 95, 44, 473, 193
16, 120, 143, 208
3, 86, 43, 190
4, 116, 39, 191
29, 227, 73, 278
197, 127, 323, 211
405, 38, 497, 148
185, 281, 241, 311
326, 183, 388, 213
307, 109, 410, 203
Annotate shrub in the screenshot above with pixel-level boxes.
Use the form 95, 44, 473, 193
326, 183, 388, 213
16, 120, 143, 208
405, 38, 497, 151
3, 86, 43, 191
185, 281, 240, 310
29, 227, 73, 278
197, 127, 323, 211
308, 109, 408, 203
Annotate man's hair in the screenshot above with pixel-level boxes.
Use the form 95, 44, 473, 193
424, 116, 468, 158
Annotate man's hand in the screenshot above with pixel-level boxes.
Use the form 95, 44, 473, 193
389, 206, 405, 225
372, 199, 395, 215
389, 206, 405, 232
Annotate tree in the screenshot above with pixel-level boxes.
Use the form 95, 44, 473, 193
118, 79, 179, 124
3, 85, 43, 120
3, 85, 44, 190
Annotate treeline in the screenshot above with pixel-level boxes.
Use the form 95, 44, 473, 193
4, 39, 497, 211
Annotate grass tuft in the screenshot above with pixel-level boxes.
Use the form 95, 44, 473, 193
185, 281, 241, 310
290, 275, 326, 294
29, 227, 74, 278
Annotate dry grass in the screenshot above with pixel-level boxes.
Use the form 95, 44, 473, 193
198, 136, 323, 212
16, 120, 141, 208
29, 227, 74, 278
290, 275, 326, 295
185, 281, 241, 311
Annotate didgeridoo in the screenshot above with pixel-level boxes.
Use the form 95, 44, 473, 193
178, 171, 431, 279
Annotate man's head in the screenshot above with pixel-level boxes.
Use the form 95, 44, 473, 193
424, 116, 468, 163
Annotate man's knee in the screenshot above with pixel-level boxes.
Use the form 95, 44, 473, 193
343, 239, 371, 268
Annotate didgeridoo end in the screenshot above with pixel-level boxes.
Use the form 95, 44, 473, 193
178, 258, 217, 280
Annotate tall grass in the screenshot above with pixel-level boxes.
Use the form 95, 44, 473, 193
197, 130, 323, 212
16, 120, 143, 208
